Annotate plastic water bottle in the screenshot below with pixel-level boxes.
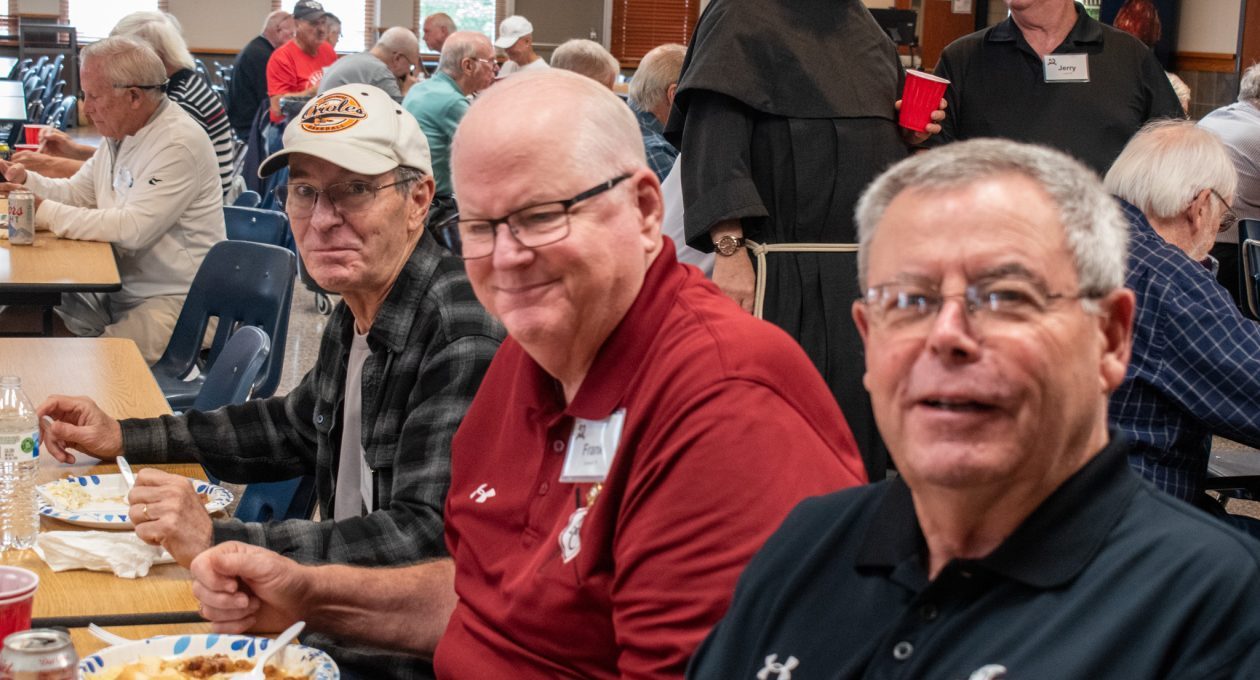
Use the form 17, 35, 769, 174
0, 376, 39, 550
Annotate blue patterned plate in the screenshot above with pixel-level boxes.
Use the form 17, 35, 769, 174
78, 632, 338, 679
37, 474, 234, 530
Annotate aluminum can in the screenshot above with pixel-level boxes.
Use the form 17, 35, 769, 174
0, 629, 77, 679
6, 190, 33, 246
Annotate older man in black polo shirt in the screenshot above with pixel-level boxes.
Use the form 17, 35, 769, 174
687, 139, 1260, 680
932, 0, 1182, 175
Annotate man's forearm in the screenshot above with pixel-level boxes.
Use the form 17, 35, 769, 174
305, 558, 457, 658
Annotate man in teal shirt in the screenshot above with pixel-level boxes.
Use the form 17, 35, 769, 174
403, 30, 497, 219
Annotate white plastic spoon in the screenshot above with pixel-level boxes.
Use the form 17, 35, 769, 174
231, 621, 305, 680
87, 623, 131, 647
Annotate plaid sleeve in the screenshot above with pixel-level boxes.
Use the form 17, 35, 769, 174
212, 332, 501, 566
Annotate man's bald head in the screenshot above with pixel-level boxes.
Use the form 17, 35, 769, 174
452, 70, 644, 188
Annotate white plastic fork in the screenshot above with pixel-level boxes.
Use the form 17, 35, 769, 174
87, 623, 132, 647
230, 621, 305, 680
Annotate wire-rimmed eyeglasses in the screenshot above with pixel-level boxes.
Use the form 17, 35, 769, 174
275, 177, 414, 218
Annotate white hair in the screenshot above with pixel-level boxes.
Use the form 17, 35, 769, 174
376, 26, 419, 55
1241, 62, 1260, 106
628, 43, 685, 111
81, 36, 169, 102
452, 70, 645, 191
855, 138, 1128, 295
1106, 120, 1237, 220
262, 10, 291, 34
423, 13, 456, 33
111, 11, 195, 73
550, 39, 620, 89
438, 31, 488, 78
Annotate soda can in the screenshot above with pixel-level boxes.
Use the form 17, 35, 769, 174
0, 629, 77, 679
6, 190, 33, 246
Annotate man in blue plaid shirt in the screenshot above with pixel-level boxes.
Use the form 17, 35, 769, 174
1105, 120, 1260, 517
627, 43, 684, 182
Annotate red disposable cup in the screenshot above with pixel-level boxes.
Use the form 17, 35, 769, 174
899, 70, 950, 133
22, 124, 47, 146
0, 567, 37, 643
13, 144, 38, 153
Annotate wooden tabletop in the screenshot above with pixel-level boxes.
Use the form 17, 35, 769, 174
0, 338, 210, 628
0, 338, 171, 419
70, 623, 214, 656
0, 232, 120, 291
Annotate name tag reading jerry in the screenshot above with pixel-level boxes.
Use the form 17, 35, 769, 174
560, 409, 626, 483
1043, 54, 1089, 83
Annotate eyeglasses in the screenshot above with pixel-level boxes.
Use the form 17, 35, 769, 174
1210, 189, 1238, 233
471, 57, 498, 72
275, 177, 414, 218
444, 174, 631, 259
113, 82, 167, 92
862, 275, 1097, 336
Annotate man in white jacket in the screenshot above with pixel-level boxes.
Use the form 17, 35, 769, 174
0, 36, 224, 363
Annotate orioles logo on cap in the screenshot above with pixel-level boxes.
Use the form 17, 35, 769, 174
300, 93, 367, 134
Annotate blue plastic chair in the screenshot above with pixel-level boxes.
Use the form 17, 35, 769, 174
151, 241, 296, 410
224, 205, 288, 247
232, 190, 262, 208
233, 475, 319, 522
189, 325, 270, 412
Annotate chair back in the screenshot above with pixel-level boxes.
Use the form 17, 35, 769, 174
232, 190, 262, 209
224, 205, 289, 247
232, 475, 318, 523
191, 325, 270, 412
1241, 219, 1260, 319
152, 240, 296, 401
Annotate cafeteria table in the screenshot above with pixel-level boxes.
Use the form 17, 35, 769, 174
0, 337, 208, 631
0, 232, 121, 336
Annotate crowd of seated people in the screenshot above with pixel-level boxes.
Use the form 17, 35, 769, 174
15, 0, 1260, 677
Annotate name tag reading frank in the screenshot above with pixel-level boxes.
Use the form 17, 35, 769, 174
1043, 54, 1089, 83
560, 409, 626, 483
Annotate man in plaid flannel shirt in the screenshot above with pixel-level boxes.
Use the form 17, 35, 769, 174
37, 85, 503, 676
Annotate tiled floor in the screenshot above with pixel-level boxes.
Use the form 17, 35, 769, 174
276, 283, 338, 396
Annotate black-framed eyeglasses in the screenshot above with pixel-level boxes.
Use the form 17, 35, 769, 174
113, 82, 167, 92
275, 177, 414, 218
1211, 189, 1238, 233
862, 275, 1098, 337
444, 174, 631, 260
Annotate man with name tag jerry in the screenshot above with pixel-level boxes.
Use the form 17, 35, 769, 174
930, 0, 1183, 175
188, 70, 867, 678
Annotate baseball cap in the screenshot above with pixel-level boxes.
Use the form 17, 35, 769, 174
292, 0, 328, 22
495, 15, 533, 49
259, 84, 432, 178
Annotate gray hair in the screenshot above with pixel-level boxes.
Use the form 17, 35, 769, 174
438, 31, 488, 78
1106, 119, 1237, 220
325, 14, 341, 29
453, 70, 645, 193
550, 39, 620, 88
394, 166, 425, 194
855, 139, 1128, 295
628, 43, 685, 111
111, 11, 195, 73
81, 36, 169, 102
376, 26, 419, 55
1241, 62, 1260, 106
262, 10, 291, 34
424, 13, 456, 33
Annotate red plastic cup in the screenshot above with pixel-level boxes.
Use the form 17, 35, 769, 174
0, 567, 37, 642
13, 144, 38, 153
899, 70, 950, 133
22, 124, 47, 146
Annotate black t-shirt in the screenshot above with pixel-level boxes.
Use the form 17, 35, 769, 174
688, 437, 1260, 679
932, 4, 1183, 176
227, 35, 275, 134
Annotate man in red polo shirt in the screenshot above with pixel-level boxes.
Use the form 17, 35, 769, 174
190, 70, 866, 678
266, 0, 337, 124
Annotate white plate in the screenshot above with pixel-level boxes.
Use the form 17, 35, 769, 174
78, 632, 338, 679
37, 474, 233, 530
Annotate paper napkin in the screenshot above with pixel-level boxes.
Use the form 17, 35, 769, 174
35, 531, 175, 579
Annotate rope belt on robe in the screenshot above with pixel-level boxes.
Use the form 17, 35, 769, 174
746, 240, 860, 319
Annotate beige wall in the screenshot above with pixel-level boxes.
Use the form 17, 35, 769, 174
1176, 0, 1239, 54
170, 0, 269, 51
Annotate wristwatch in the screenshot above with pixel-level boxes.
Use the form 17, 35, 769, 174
713, 235, 746, 256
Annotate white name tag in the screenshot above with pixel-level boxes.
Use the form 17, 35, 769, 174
1043, 54, 1089, 82
559, 409, 626, 483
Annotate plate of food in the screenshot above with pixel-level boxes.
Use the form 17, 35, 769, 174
79, 633, 338, 679
37, 474, 233, 530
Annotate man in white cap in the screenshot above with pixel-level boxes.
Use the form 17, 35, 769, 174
37, 83, 503, 677
495, 15, 548, 77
